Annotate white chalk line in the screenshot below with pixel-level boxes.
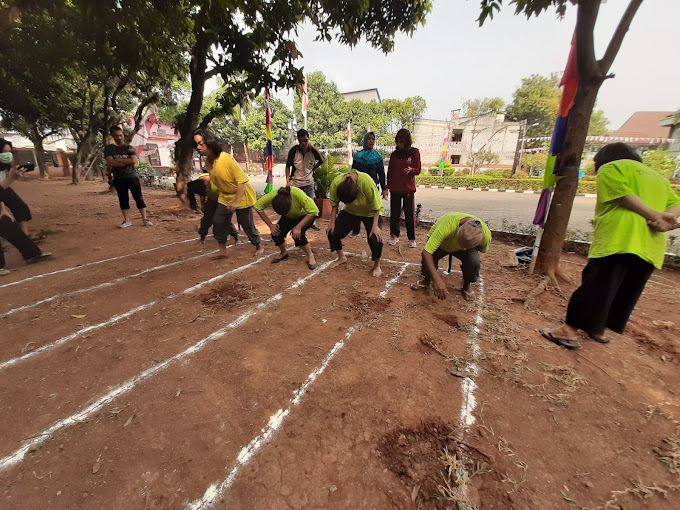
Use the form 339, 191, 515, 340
0, 237, 197, 290
187, 262, 409, 510
0, 259, 332, 472
1, 247, 219, 318
0, 254, 270, 372
458, 276, 485, 434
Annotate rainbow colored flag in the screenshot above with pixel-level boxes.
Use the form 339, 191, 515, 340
437, 137, 448, 176
263, 90, 274, 194
533, 35, 578, 227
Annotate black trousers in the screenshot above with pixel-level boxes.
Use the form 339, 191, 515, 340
271, 215, 310, 247
0, 216, 41, 268
213, 203, 261, 246
426, 248, 481, 284
0, 187, 32, 222
328, 210, 383, 261
390, 192, 416, 240
565, 254, 654, 335
198, 199, 218, 239
114, 177, 146, 210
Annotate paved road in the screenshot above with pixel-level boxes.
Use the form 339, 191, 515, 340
248, 175, 596, 234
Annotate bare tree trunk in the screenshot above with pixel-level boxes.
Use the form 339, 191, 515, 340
243, 142, 251, 171
29, 124, 48, 179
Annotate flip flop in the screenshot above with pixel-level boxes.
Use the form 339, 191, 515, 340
26, 252, 53, 264
587, 332, 610, 344
271, 254, 289, 264
411, 280, 428, 291
461, 290, 476, 302
540, 328, 581, 350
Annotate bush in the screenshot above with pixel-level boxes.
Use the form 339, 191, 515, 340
414, 175, 599, 194
135, 162, 155, 176
512, 170, 528, 179
580, 175, 597, 181
314, 155, 341, 199
481, 168, 511, 178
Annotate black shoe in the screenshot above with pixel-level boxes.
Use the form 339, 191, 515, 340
309, 225, 320, 231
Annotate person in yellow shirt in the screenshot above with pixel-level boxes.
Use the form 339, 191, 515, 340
254, 186, 319, 269
327, 170, 384, 277
412, 212, 491, 301
193, 129, 263, 259
186, 173, 238, 245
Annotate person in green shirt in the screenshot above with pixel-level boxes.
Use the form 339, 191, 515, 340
254, 186, 319, 269
327, 170, 385, 277
186, 173, 238, 245
541, 143, 680, 350
411, 212, 491, 301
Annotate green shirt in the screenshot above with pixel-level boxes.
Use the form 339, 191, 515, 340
424, 212, 492, 255
254, 186, 319, 219
199, 172, 220, 202
589, 159, 680, 269
329, 170, 385, 217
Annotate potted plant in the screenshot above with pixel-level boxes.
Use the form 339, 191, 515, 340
313, 154, 342, 219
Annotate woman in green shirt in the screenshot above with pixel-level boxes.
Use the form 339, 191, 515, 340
327, 171, 384, 277
254, 186, 319, 269
541, 143, 680, 350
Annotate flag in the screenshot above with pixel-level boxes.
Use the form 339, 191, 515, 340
437, 137, 448, 176
532, 34, 578, 227
302, 76, 308, 130
346, 121, 353, 166
263, 90, 274, 194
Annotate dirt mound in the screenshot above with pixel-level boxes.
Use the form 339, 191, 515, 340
200, 280, 254, 308
435, 313, 460, 328
345, 291, 392, 320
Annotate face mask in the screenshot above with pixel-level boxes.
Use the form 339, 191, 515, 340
0, 152, 13, 164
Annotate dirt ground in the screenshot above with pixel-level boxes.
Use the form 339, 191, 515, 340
1, 177, 679, 510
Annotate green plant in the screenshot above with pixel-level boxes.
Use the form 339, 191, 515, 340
314, 154, 341, 199
414, 175, 610, 194
512, 170, 529, 178
135, 162, 155, 176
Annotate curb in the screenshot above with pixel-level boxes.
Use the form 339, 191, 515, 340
416, 185, 596, 198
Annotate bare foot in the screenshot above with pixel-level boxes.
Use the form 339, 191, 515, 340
330, 256, 347, 268
307, 255, 317, 267
209, 251, 229, 260
372, 266, 383, 278
461, 289, 476, 302
197, 238, 206, 245
254, 246, 264, 257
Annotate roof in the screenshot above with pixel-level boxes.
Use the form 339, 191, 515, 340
659, 110, 680, 127
341, 88, 381, 103
611, 111, 674, 138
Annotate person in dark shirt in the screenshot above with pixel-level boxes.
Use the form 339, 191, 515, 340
286, 129, 324, 230
104, 126, 152, 228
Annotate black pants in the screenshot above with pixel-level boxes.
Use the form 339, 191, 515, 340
213, 203, 261, 246
115, 177, 145, 210
0, 187, 32, 222
426, 248, 481, 284
198, 199, 218, 239
565, 254, 654, 335
0, 216, 41, 268
390, 192, 415, 240
272, 216, 310, 247
328, 210, 383, 261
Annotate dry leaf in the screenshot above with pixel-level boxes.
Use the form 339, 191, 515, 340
411, 483, 421, 503
652, 320, 675, 329
123, 414, 135, 427
71, 314, 86, 319
92, 462, 100, 474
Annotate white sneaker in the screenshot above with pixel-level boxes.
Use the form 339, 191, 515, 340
119, 220, 133, 228
0, 268, 11, 276
387, 235, 399, 245
143, 219, 153, 226
408, 240, 417, 248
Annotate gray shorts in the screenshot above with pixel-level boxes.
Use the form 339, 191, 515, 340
295, 183, 315, 200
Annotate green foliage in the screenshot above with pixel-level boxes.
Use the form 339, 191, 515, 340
462, 97, 505, 118
135, 162, 155, 176
642, 147, 677, 178
482, 168, 512, 178
587, 109, 609, 135
477, 0, 571, 26
313, 154, 341, 199
415, 175, 600, 194
512, 169, 529, 178
506, 74, 560, 137
521, 152, 549, 173
582, 159, 596, 176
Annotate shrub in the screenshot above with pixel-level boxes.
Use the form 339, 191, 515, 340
314, 155, 341, 199
414, 175, 600, 193
135, 162, 155, 176
512, 170, 529, 179
481, 168, 512, 178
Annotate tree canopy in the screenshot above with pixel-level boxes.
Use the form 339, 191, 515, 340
461, 97, 505, 118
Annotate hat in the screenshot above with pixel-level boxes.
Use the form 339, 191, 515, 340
457, 219, 483, 250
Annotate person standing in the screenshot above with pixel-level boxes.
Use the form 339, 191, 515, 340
541, 143, 680, 350
285, 129, 325, 229
104, 126, 152, 228
254, 186, 319, 269
412, 213, 491, 301
348, 131, 386, 238
186, 173, 238, 245
0, 139, 34, 236
327, 171, 384, 277
193, 129, 263, 259
0, 166, 52, 275
386, 128, 421, 247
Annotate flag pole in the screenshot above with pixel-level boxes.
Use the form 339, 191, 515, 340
264, 89, 274, 194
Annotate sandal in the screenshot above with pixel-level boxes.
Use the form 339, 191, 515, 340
587, 332, 610, 344
26, 252, 53, 264
0, 268, 10, 276
410, 279, 428, 291
271, 254, 289, 264
307, 262, 317, 270
540, 328, 581, 350
461, 289, 476, 302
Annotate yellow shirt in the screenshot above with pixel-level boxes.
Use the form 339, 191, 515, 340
207, 153, 256, 208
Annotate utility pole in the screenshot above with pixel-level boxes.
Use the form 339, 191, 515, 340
511, 119, 527, 176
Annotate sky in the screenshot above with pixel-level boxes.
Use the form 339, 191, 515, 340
274, 0, 679, 131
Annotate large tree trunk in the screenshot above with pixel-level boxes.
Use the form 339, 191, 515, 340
533, 82, 600, 281
29, 124, 48, 179
73, 129, 100, 184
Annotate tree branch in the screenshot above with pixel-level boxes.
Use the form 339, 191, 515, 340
126, 93, 159, 143
199, 109, 218, 130
599, 0, 643, 72
575, 0, 601, 82
111, 75, 130, 111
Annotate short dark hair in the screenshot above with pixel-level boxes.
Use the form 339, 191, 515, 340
0, 138, 12, 151
109, 125, 123, 135
337, 174, 359, 204
297, 129, 309, 140
186, 178, 207, 211
593, 143, 641, 172
193, 128, 223, 158
272, 186, 293, 216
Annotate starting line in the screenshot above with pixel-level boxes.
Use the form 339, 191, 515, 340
0, 237, 197, 290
